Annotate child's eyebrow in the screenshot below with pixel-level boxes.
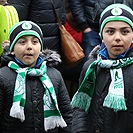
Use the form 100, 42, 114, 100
105, 26, 131, 30
104, 27, 115, 30
120, 27, 132, 30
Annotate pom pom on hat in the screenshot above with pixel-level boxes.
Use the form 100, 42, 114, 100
9, 21, 43, 52
99, 4, 133, 39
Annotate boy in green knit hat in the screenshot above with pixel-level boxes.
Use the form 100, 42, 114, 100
0, 20, 72, 133
71, 3, 133, 133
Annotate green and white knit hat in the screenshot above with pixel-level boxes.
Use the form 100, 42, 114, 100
99, 4, 133, 39
9, 21, 43, 52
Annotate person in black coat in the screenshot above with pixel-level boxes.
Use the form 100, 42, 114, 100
9, 0, 66, 55
0, 20, 72, 133
71, 4, 133, 133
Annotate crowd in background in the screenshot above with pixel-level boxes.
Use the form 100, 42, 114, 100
0, 0, 133, 133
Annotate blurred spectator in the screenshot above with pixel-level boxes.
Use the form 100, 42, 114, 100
64, 0, 82, 45
69, 0, 133, 63
9, 0, 66, 55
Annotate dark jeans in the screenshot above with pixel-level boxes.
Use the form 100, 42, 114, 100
81, 30, 102, 64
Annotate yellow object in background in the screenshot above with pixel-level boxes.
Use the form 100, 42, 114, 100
7, 5, 19, 24
0, 5, 19, 56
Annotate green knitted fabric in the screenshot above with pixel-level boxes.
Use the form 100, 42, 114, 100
8, 61, 67, 131
71, 57, 133, 112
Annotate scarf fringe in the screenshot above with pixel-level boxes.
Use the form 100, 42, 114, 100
71, 92, 92, 112
44, 116, 67, 131
103, 93, 127, 111
10, 102, 25, 122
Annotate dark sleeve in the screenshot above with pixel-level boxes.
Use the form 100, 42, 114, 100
68, 0, 89, 31
72, 108, 88, 133
57, 71, 72, 133
9, 0, 31, 20
0, 75, 5, 130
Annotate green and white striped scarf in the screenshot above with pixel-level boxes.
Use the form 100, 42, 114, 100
71, 57, 133, 112
8, 61, 67, 131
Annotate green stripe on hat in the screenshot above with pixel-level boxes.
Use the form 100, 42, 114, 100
10, 30, 43, 52
99, 4, 133, 39
9, 21, 43, 52
99, 16, 133, 38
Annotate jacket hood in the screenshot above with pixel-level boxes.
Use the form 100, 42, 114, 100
40, 49, 61, 66
0, 45, 62, 68
88, 44, 101, 59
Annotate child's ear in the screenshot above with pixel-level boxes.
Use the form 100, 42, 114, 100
40, 51, 42, 54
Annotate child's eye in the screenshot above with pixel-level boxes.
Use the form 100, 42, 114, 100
106, 30, 114, 34
33, 40, 38, 44
32, 39, 39, 44
17, 40, 25, 44
121, 30, 129, 35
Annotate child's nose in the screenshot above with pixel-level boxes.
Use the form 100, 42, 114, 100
115, 32, 121, 41
27, 41, 32, 50
115, 32, 121, 39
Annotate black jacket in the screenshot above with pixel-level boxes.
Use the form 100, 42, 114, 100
69, 0, 133, 31
9, 0, 66, 54
72, 47, 133, 133
0, 49, 72, 133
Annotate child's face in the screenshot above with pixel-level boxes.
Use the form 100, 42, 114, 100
102, 21, 133, 59
12, 36, 42, 67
